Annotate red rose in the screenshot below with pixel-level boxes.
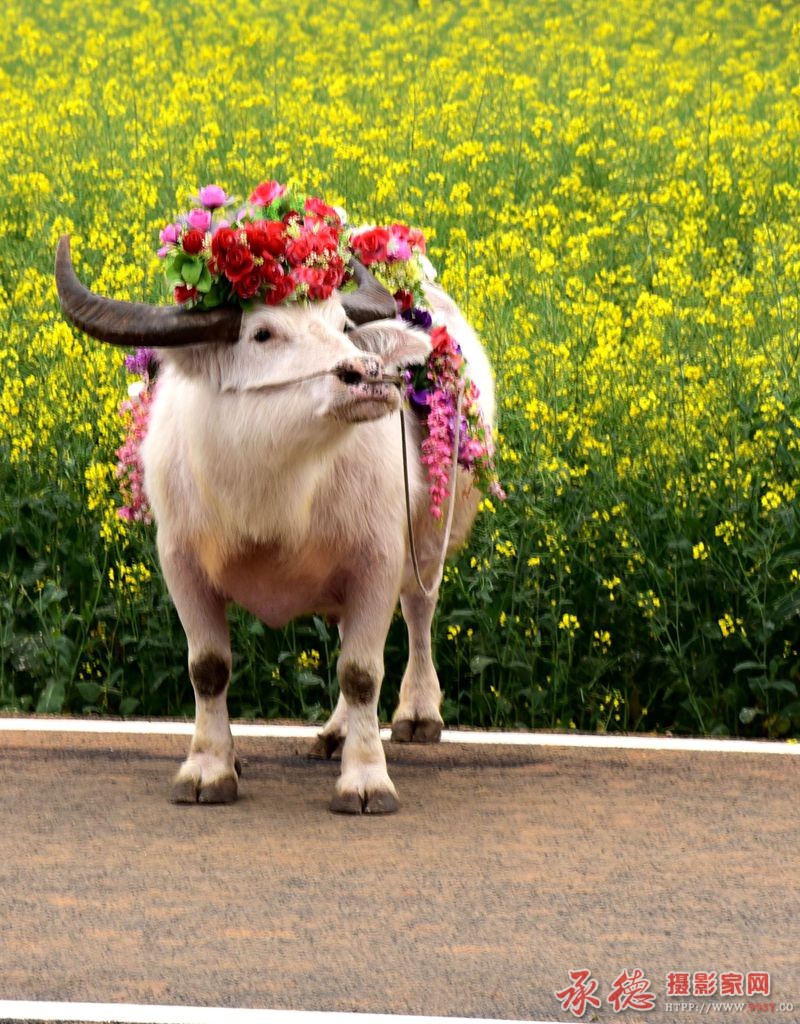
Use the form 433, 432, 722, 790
249, 180, 287, 206
285, 231, 315, 267
429, 325, 451, 353
211, 227, 238, 260
323, 255, 346, 289
352, 226, 390, 266
231, 268, 264, 300
223, 244, 254, 282
182, 229, 205, 255
265, 275, 295, 305
262, 220, 288, 258
259, 257, 284, 287
407, 227, 426, 253
291, 265, 331, 300
174, 284, 198, 304
246, 221, 286, 260
314, 223, 340, 253
304, 196, 341, 224
394, 289, 414, 312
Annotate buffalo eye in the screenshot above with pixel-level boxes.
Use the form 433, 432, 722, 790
253, 327, 272, 343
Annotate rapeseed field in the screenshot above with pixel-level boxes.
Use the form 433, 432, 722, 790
2, 0, 800, 736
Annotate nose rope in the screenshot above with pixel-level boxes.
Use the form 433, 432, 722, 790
222, 366, 461, 597
221, 369, 407, 394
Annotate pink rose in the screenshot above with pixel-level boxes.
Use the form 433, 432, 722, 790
249, 180, 287, 207
187, 208, 212, 231
389, 237, 412, 262
198, 184, 228, 209
159, 222, 181, 246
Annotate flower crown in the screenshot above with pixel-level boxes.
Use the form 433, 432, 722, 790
147, 183, 504, 520
158, 182, 351, 309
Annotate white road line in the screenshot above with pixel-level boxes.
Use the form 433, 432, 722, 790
0, 1002, 551, 1024
0, 716, 797, 754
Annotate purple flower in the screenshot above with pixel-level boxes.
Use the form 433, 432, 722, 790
124, 347, 158, 377
187, 208, 212, 231
402, 307, 433, 330
408, 387, 432, 410
198, 184, 228, 209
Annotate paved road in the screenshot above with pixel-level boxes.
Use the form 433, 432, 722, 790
0, 729, 798, 1022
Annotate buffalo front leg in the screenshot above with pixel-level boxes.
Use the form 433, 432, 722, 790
158, 541, 239, 804
330, 595, 398, 815
391, 587, 444, 744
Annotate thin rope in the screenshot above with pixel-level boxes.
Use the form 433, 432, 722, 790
221, 369, 335, 393
223, 370, 406, 394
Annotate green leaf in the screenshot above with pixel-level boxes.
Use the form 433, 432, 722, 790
195, 264, 213, 293
296, 671, 324, 688
76, 680, 103, 703
164, 264, 184, 288
739, 706, 761, 724
200, 285, 224, 309
36, 679, 65, 713
734, 660, 766, 674
119, 697, 140, 716
181, 259, 203, 285
469, 655, 496, 675
761, 679, 798, 695
312, 616, 330, 643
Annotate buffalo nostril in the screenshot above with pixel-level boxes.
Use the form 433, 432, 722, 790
338, 368, 363, 386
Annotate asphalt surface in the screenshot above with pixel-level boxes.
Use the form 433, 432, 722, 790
0, 729, 798, 1022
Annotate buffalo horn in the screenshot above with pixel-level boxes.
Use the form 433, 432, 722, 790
54, 235, 242, 348
340, 259, 398, 325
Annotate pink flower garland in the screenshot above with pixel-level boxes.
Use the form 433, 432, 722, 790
115, 380, 155, 524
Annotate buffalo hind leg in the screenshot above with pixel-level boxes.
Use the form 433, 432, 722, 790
308, 690, 347, 760
391, 586, 444, 743
159, 542, 239, 804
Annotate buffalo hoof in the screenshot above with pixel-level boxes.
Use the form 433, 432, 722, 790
171, 773, 239, 805
308, 732, 344, 760
198, 776, 239, 804
330, 788, 399, 815
391, 718, 442, 744
171, 778, 200, 804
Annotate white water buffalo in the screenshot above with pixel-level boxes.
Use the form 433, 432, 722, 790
55, 238, 495, 813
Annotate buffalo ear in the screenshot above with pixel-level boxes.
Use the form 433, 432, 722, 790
348, 323, 431, 371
